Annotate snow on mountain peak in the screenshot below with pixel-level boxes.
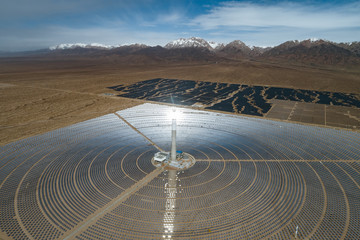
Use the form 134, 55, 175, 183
165, 37, 222, 50
49, 43, 120, 50
208, 41, 224, 49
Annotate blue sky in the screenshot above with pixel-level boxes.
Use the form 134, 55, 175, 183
0, 0, 359, 51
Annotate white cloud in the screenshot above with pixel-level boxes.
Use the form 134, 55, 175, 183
158, 12, 183, 24
139, 12, 185, 27
191, 2, 360, 30
187, 1, 360, 47
203, 24, 360, 48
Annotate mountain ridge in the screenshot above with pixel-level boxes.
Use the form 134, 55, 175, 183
1, 37, 359, 66
48, 37, 360, 54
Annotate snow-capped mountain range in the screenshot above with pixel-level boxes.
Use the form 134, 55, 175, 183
49, 43, 120, 50
3, 37, 357, 65
50, 37, 358, 53
50, 37, 227, 51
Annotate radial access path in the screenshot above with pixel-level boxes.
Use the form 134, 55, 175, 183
62, 164, 166, 239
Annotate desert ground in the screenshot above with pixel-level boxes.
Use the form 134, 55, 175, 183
1, 57, 359, 145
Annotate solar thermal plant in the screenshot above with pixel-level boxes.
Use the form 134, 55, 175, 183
1, 103, 360, 239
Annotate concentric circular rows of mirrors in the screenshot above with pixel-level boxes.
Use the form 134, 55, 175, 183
1, 103, 360, 239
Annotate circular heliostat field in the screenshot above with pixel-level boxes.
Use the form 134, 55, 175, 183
1, 103, 360, 239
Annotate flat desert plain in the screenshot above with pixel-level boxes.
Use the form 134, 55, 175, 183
0, 57, 359, 145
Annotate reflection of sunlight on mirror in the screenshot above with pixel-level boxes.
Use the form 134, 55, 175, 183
163, 170, 177, 239
167, 108, 182, 122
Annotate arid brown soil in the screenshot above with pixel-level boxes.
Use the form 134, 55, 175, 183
0, 57, 359, 145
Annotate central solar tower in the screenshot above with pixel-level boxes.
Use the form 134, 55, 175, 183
152, 106, 196, 170
170, 108, 177, 163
